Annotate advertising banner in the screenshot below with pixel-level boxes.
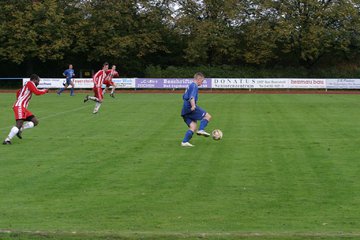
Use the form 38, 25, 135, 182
24, 78, 136, 89
23, 78, 360, 90
212, 78, 289, 89
135, 78, 211, 89
73, 78, 93, 88
112, 78, 136, 88
28, 78, 64, 88
252, 79, 289, 88
326, 79, 360, 89
212, 78, 327, 89
23, 78, 92, 88
288, 79, 326, 88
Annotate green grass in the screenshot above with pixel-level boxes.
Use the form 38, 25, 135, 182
0, 91, 360, 240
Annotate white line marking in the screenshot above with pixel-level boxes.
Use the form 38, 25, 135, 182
0, 105, 89, 131
37, 105, 89, 120
1, 229, 360, 238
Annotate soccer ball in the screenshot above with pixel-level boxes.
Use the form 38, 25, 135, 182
212, 129, 223, 140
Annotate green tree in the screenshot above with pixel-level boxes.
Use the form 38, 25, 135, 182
0, 0, 72, 73
272, 0, 360, 67
174, 0, 241, 65
1, 0, 360, 77
239, 0, 279, 65
79, 0, 172, 75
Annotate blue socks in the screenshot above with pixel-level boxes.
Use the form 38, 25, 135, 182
57, 88, 65, 94
58, 88, 74, 95
182, 130, 194, 143
182, 119, 209, 143
199, 119, 209, 130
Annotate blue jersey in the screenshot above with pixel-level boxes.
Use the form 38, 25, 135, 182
181, 82, 198, 116
63, 69, 75, 81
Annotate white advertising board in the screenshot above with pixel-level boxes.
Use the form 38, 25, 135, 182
288, 79, 326, 89
72, 78, 93, 88
23, 78, 360, 90
24, 78, 136, 89
326, 79, 360, 89
212, 78, 257, 89
30, 78, 64, 88
212, 78, 327, 89
112, 78, 136, 88
212, 78, 289, 89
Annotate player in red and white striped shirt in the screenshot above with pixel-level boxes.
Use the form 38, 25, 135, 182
103, 65, 119, 98
3, 74, 48, 145
83, 62, 109, 114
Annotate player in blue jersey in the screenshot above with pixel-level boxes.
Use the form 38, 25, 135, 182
57, 64, 75, 96
180, 72, 212, 147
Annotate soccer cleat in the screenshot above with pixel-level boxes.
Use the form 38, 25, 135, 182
83, 95, 89, 103
16, 130, 22, 139
93, 110, 98, 114
196, 130, 210, 137
181, 142, 194, 147
110, 93, 115, 98
3, 140, 11, 145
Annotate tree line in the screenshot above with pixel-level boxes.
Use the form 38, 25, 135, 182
0, 0, 359, 78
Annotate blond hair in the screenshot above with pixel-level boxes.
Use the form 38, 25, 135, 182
194, 72, 205, 79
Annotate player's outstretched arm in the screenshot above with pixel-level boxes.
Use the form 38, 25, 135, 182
28, 82, 48, 95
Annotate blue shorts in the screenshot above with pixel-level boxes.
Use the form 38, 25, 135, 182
65, 78, 73, 85
182, 106, 206, 126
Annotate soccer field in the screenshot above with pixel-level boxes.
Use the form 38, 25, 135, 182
0, 92, 360, 240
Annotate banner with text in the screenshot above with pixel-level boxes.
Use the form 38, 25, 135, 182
24, 78, 136, 89
326, 79, 360, 89
212, 78, 289, 89
135, 78, 211, 88
24, 78, 360, 89
212, 78, 327, 89
288, 79, 326, 88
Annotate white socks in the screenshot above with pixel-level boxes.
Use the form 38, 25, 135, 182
88, 96, 99, 101
93, 102, 101, 113
22, 121, 34, 130
5, 122, 35, 141
5, 126, 19, 141
103, 87, 115, 94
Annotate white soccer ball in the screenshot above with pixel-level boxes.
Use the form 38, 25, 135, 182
212, 129, 223, 140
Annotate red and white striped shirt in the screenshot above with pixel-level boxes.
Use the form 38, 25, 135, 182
93, 70, 107, 88
105, 69, 119, 81
13, 81, 47, 108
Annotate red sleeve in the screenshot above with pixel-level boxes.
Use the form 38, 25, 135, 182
113, 71, 119, 77
27, 81, 47, 95
93, 70, 102, 83
16, 89, 21, 98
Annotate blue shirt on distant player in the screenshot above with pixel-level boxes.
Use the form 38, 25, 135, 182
58, 64, 76, 96
181, 82, 199, 116
63, 68, 75, 83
